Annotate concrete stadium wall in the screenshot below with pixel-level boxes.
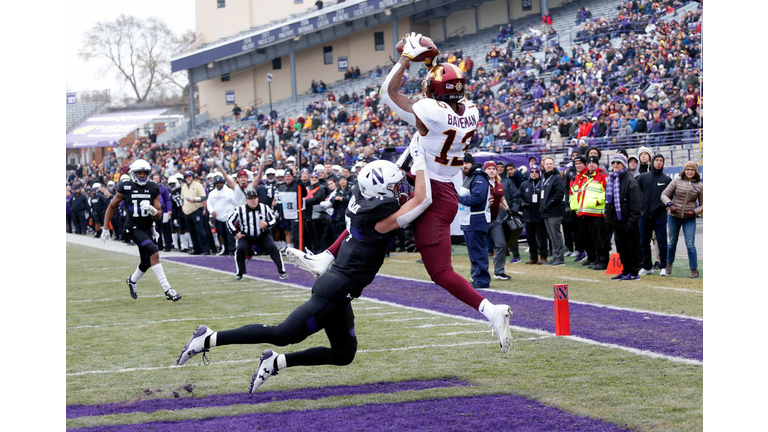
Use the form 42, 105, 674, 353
196, 0, 313, 45
198, 16, 411, 117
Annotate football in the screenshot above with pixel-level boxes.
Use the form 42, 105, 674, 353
396, 35, 438, 62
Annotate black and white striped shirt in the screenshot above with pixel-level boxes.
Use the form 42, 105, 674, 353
226, 202, 277, 237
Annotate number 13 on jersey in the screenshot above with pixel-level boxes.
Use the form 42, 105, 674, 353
434, 129, 474, 166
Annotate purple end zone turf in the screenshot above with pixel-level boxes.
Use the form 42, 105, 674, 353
67, 393, 632, 432
164, 256, 702, 361
66, 378, 469, 419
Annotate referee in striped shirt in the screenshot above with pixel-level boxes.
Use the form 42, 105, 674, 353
227, 189, 288, 281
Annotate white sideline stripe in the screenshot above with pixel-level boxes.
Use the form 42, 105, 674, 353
69, 280, 125, 285
360, 311, 414, 316
68, 313, 286, 329
565, 335, 703, 366
560, 277, 602, 282
67, 240, 704, 371
479, 288, 703, 322
441, 330, 492, 336
412, 322, 482, 328
383, 317, 440, 322
67, 338, 553, 376
69, 288, 280, 303
651, 286, 703, 294
69, 267, 135, 272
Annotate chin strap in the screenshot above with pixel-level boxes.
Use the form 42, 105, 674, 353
379, 62, 417, 126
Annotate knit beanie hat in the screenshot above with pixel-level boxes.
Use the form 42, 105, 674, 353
611, 153, 628, 167
683, 161, 698, 171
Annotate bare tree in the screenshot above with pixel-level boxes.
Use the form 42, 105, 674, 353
79, 14, 191, 103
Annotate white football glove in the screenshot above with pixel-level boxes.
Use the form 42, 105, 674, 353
162, 212, 171, 223
409, 142, 428, 175
401, 32, 430, 60
101, 228, 111, 244
140, 200, 158, 216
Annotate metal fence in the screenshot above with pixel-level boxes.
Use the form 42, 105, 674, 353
475, 128, 702, 167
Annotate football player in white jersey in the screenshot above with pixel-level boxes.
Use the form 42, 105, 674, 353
286, 33, 513, 353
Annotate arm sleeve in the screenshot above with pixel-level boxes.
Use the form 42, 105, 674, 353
395, 170, 433, 228
265, 205, 277, 228
379, 62, 417, 126
226, 207, 240, 233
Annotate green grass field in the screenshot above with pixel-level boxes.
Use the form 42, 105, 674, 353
66, 240, 703, 431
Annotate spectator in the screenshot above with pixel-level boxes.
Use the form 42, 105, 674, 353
660, 161, 703, 278
458, 155, 492, 289
605, 153, 643, 281
540, 156, 566, 266
181, 171, 211, 255
484, 161, 512, 280
233, 104, 242, 122
542, 10, 553, 29
516, 164, 548, 264
502, 163, 521, 263
71, 185, 89, 235
636, 154, 671, 276
315, 0, 323, 10
207, 174, 237, 256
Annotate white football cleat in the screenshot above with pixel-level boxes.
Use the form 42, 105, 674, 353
489, 305, 513, 354
249, 350, 280, 393
177, 325, 214, 365
284, 247, 334, 278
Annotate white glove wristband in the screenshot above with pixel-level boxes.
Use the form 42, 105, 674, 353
401, 33, 430, 59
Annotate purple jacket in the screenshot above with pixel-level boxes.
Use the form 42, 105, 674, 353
159, 184, 172, 213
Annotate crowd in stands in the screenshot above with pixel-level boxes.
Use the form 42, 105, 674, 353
66, 0, 702, 278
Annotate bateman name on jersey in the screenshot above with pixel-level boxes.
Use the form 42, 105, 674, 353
447, 113, 477, 129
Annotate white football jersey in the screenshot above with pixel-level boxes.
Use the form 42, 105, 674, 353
412, 98, 479, 182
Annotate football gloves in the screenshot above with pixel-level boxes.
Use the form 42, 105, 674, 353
101, 228, 111, 244
140, 200, 158, 216
400, 32, 431, 60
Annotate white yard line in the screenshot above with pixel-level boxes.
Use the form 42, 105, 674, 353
651, 286, 703, 294
559, 277, 602, 282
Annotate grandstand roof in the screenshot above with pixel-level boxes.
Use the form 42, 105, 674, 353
66, 109, 168, 148
171, 0, 474, 81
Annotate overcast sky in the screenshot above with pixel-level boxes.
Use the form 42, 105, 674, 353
66, 0, 196, 99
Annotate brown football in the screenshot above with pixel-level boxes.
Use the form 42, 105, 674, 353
396, 35, 438, 62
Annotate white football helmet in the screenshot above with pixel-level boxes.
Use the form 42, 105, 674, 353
120, 174, 130, 183
129, 159, 152, 186
357, 160, 407, 200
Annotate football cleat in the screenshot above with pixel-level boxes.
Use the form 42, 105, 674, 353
126, 277, 138, 299
489, 304, 513, 354
279, 272, 289, 280
284, 247, 333, 278
165, 288, 182, 301
249, 350, 280, 393
177, 325, 213, 365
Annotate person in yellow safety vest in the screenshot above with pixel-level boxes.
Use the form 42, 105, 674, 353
576, 155, 611, 270
568, 156, 589, 264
